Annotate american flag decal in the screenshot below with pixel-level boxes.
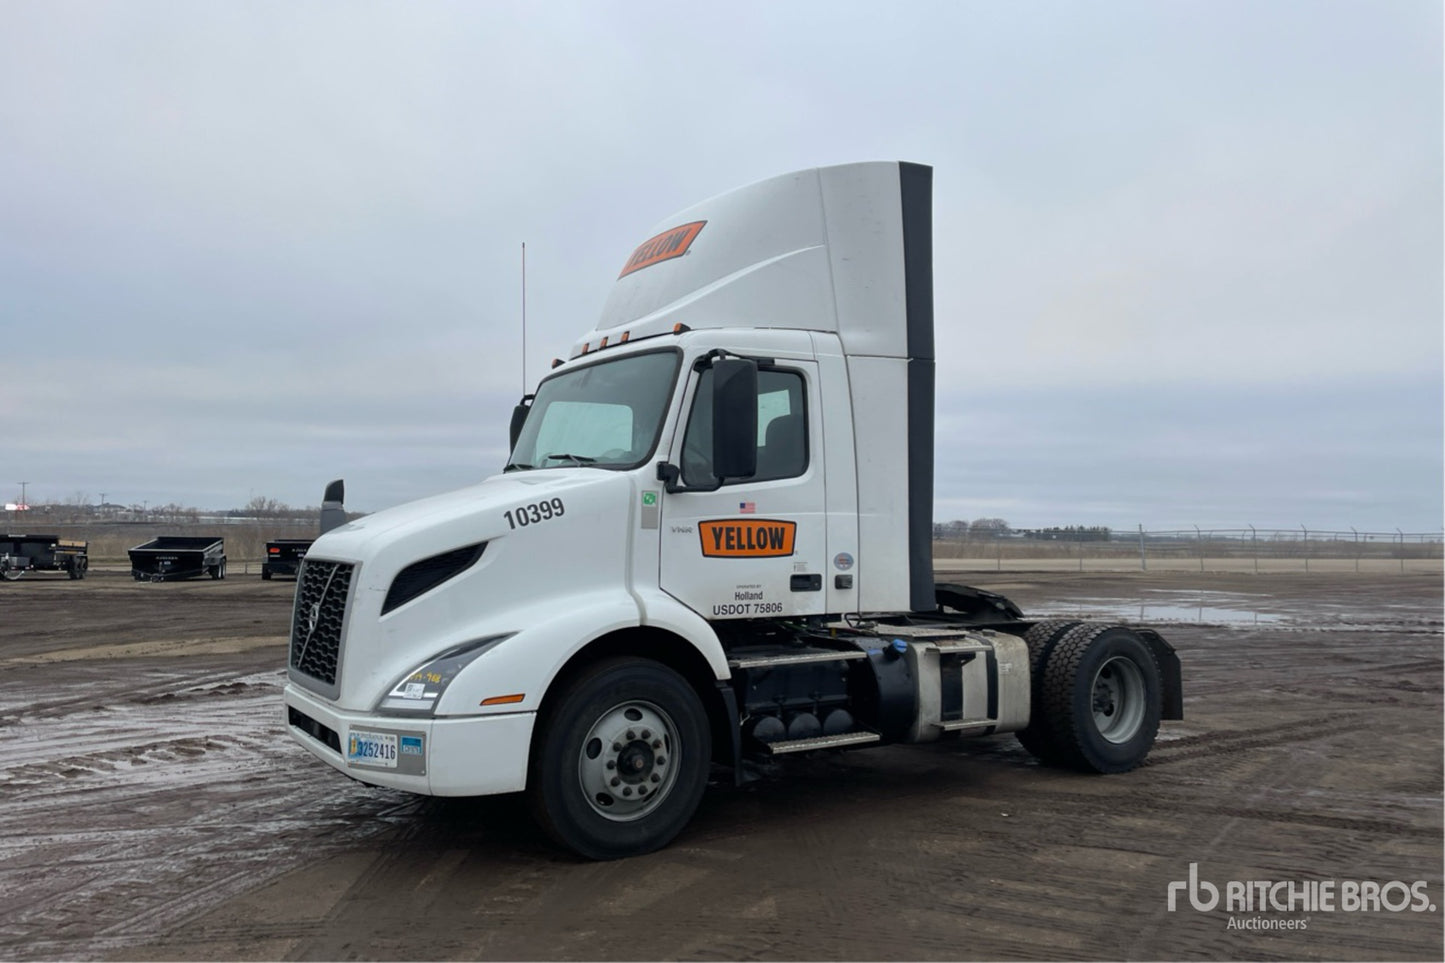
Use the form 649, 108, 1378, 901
739, 501, 756, 514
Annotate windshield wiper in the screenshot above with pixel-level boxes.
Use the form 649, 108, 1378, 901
542, 453, 597, 466
503, 462, 533, 472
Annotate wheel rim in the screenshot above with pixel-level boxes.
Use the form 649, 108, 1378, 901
576, 699, 680, 822
1091, 655, 1146, 744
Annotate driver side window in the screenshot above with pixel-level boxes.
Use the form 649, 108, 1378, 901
681, 368, 808, 487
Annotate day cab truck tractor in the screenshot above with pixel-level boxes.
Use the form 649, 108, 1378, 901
282, 161, 1183, 860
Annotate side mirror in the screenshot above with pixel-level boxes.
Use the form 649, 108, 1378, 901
711, 358, 757, 479
509, 395, 533, 450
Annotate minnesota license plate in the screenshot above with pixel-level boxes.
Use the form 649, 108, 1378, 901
347, 730, 398, 768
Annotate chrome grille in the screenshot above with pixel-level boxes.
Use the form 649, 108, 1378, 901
289, 559, 354, 688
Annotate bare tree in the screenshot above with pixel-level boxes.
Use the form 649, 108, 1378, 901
243, 495, 288, 519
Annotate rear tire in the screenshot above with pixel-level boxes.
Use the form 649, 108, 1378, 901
528, 658, 710, 860
1015, 619, 1082, 764
1035, 624, 1162, 773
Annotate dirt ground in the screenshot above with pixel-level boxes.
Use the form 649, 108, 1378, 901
0, 568, 1440, 961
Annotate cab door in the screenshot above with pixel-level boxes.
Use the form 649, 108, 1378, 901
658, 359, 827, 620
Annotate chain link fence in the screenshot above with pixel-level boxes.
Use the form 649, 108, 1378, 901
13, 513, 1444, 576
934, 527, 1444, 574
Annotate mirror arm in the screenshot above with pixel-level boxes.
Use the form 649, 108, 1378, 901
656, 462, 723, 495
693, 349, 775, 372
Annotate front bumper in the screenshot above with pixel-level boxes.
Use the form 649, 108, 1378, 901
283, 683, 534, 796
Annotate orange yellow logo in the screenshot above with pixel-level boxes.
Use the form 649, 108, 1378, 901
618, 221, 706, 278
699, 519, 796, 558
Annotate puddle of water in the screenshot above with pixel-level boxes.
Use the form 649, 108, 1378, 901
1030, 590, 1282, 626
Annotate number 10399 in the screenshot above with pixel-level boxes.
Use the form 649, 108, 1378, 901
505, 498, 566, 529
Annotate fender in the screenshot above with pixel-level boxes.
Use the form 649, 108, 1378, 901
633, 585, 730, 680
434, 587, 730, 718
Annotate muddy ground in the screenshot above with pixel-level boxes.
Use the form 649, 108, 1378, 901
0, 569, 1440, 961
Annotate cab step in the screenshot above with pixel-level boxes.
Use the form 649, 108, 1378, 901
936, 718, 995, 731
760, 731, 882, 755
728, 647, 866, 670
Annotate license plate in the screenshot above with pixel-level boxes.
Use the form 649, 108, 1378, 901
347, 730, 398, 768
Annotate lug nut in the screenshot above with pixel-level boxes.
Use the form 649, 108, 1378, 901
610, 777, 620, 787
650, 773, 660, 783
655, 756, 666, 766
641, 729, 651, 740
651, 739, 662, 749
606, 760, 615, 770
626, 730, 636, 741
622, 787, 632, 797
638, 786, 647, 795
612, 742, 621, 752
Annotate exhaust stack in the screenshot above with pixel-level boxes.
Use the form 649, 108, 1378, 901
319, 479, 346, 535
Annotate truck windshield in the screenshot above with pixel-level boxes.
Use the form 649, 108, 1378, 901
507, 350, 680, 471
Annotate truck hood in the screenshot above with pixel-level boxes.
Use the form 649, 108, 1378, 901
310, 469, 608, 563
296, 467, 639, 709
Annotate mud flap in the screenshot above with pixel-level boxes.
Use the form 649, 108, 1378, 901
1134, 628, 1183, 720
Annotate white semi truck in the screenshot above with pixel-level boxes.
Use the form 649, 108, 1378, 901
283, 162, 1183, 859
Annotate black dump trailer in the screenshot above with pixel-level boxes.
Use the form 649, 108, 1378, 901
261, 538, 313, 580
0, 534, 89, 582
128, 536, 227, 582
257, 479, 344, 581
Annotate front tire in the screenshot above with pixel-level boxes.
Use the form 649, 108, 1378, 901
528, 658, 711, 860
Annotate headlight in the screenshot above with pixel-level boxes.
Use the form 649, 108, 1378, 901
376, 634, 511, 716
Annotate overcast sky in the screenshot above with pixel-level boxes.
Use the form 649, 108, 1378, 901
2, 0, 1440, 532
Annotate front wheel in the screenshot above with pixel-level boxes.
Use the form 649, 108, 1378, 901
528, 658, 711, 860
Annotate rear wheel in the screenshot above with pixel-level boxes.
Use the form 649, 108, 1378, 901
528, 658, 711, 860
1015, 619, 1082, 764
1034, 624, 1162, 773
0, 566, 21, 582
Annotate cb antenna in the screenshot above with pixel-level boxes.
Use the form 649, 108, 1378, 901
521, 241, 527, 394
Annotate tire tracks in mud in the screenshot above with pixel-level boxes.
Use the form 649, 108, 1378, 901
5, 572, 1442, 961
0, 666, 424, 962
